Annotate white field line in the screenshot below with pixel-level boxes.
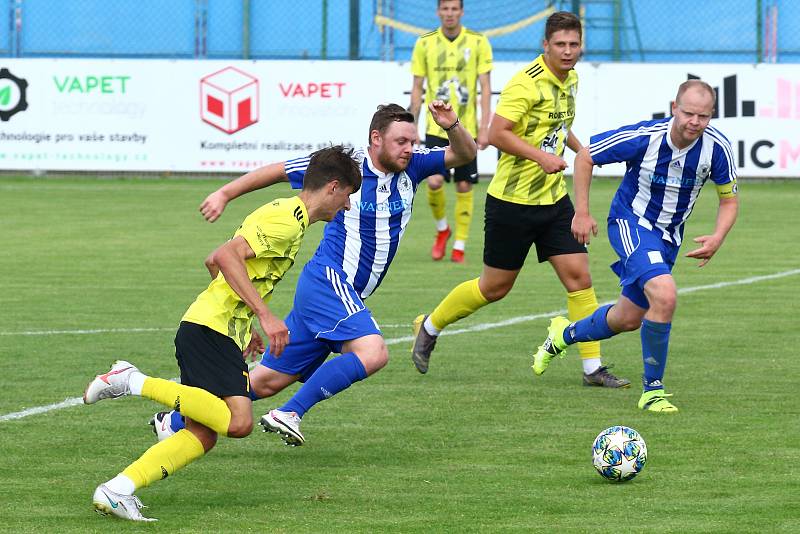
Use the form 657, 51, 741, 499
2, 268, 798, 422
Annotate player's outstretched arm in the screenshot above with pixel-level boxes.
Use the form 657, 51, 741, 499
200, 162, 290, 222
429, 100, 477, 169
685, 196, 738, 267
488, 114, 567, 174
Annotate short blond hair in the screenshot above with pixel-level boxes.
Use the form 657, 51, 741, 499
676, 80, 716, 107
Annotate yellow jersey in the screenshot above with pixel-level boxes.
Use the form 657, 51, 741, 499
182, 196, 308, 350
411, 26, 493, 138
487, 54, 578, 206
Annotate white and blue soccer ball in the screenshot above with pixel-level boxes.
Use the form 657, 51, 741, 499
591, 426, 647, 482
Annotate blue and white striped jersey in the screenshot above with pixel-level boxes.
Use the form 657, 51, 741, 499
589, 117, 736, 245
286, 146, 446, 298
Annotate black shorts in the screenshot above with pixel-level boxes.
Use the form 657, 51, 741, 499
483, 194, 588, 270
425, 135, 479, 184
174, 321, 250, 398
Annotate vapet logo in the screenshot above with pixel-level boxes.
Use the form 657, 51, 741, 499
200, 67, 259, 134
0, 68, 28, 121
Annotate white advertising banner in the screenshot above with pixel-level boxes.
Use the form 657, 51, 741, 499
0, 59, 798, 177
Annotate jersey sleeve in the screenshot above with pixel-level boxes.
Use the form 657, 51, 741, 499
494, 75, 535, 124
710, 139, 738, 197
588, 122, 651, 166
410, 37, 427, 78
237, 205, 301, 259
408, 147, 447, 184
477, 35, 493, 75
284, 156, 309, 190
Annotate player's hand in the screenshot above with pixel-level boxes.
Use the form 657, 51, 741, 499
243, 330, 265, 362
572, 212, 598, 245
259, 314, 289, 357
685, 234, 723, 267
199, 190, 229, 222
477, 126, 490, 150
428, 100, 457, 130
537, 153, 568, 174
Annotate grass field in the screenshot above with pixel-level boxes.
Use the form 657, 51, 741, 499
1, 176, 799, 533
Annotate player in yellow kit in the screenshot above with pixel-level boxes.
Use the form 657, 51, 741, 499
411, 11, 630, 388
409, 0, 492, 263
82, 146, 361, 521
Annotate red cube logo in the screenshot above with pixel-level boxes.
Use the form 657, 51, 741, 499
200, 67, 259, 134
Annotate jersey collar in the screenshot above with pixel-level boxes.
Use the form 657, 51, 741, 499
536, 54, 576, 88
437, 26, 467, 46
364, 147, 392, 179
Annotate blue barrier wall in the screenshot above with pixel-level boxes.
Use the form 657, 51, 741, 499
2, 0, 798, 63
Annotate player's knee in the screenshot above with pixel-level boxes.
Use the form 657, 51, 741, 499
357, 342, 388, 375
227, 414, 254, 438
481, 282, 512, 302
650, 292, 677, 317
430, 174, 448, 188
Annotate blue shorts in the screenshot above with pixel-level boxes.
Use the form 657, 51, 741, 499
607, 217, 679, 309
259, 259, 381, 381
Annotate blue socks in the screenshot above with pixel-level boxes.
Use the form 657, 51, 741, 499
281, 352, 367, 418
170, 409, 186, 432
641, 319, 671, 391
564, 304, 615, 344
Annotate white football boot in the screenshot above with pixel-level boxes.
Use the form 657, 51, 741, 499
149, 411, 178, 441
259, 409, 305, 446
92, 484, 157, 522
83, 360, 139, 404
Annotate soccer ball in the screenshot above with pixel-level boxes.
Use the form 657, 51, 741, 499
591, 426, 647, 482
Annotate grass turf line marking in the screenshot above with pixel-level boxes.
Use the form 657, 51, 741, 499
2, 268, 798, 422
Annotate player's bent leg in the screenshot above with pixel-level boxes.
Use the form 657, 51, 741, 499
223, 395, 253, 438
95, 425, 208, 521
415, 274, 494, 374
249, 363, 299, 399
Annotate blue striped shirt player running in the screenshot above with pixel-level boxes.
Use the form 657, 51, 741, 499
532, 79, 739, 413
150, 101, 477, 445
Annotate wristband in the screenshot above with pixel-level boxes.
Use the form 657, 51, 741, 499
444, 117, 460, 131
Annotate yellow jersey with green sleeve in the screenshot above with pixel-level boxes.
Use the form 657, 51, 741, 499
182, 196, 308, 350
487, 54, 578, 206
411, 26, 493, 138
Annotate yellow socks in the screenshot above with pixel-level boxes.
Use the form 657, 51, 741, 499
121, 429, 205, 490
429, 278, 489, 330
427, 183, 447, 221
567, 287, 601, 360
453, 190, 474, 246
141, 377, 231, 436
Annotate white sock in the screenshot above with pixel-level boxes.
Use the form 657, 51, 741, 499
424, 316, 441, 336
128, 371, 147, 396
453, 240, 465, 251
105, 474, 136, 496
436, 218, 449, 232
582, 358, 602, 375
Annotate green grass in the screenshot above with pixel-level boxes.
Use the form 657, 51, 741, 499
1, 176, 798, 532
